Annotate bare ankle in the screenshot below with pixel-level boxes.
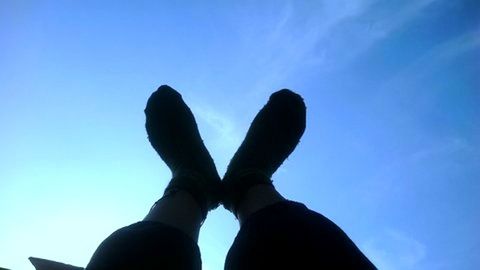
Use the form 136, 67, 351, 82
236, 185, 286, 225
144, 191, 203, 241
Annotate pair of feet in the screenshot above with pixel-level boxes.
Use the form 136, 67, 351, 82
145, 85, 306, 220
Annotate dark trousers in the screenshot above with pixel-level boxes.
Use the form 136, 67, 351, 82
86, 201, 376, 269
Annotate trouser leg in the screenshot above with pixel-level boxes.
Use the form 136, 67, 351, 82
225, 201, 375, 269
86, 221, 201, 270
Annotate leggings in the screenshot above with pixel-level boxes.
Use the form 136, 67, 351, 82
86, 201, 376, 269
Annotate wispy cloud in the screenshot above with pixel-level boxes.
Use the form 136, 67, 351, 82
188, 101, 243, 173
193, 104, 240, 147
360, 136, 472, 204
230, 1, 375, 94
311, 0, 442, 72
383, 29, 480, 87
229, 0, 441, 95
362, 228, 426, 270
410, 137, 470, 163
345, 0, 440, 56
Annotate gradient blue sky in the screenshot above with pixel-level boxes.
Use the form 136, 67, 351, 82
1, 1, 479, 269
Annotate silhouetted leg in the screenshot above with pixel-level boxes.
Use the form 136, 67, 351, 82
86, 191, 202, 270
87, 85, 222, 270
225, 185, 376, 269
222, 89, 375, 268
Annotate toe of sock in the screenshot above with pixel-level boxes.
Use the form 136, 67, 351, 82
145, 85, 183, 113
270, 89, 305, 108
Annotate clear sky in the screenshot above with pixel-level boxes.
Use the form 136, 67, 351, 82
1, 1, 479, 269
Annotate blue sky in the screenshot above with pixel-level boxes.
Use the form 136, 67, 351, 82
0, 1, 479, 269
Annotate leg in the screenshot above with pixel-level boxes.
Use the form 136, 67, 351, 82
87, 85, 221, 269
87, 204, 201, 270
86, 190, 202, 270
144, 190, 203, 241
236, 184, 285, 225
222, 89, 375, 269
226, 185, 375, 269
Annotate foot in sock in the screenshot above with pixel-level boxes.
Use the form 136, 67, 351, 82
145, 85, 221, 219
223, 89, 306, 215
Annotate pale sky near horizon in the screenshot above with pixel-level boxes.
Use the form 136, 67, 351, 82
1, 1, 479, 269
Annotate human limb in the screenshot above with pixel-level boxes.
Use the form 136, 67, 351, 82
222, 89, 305, 217
86, 220, 201, 270
223, 89, 375, 269
236, 184, 285, 225
144, 190, 203, 241
86, 85, 221, 269
227, 197, 376, 269
87, 186, 204, 270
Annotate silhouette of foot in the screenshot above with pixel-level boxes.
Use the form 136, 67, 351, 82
145, 85, 221, 218
223, 89, 306, 214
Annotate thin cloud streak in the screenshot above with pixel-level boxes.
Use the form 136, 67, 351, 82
362, 228, 427, 270
229, 0, 441, 95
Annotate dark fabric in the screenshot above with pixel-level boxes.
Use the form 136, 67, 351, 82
225, 201, 376, 269
86, 221, 201, 270
29, 257, 84, 270
86, 202, 375, 270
